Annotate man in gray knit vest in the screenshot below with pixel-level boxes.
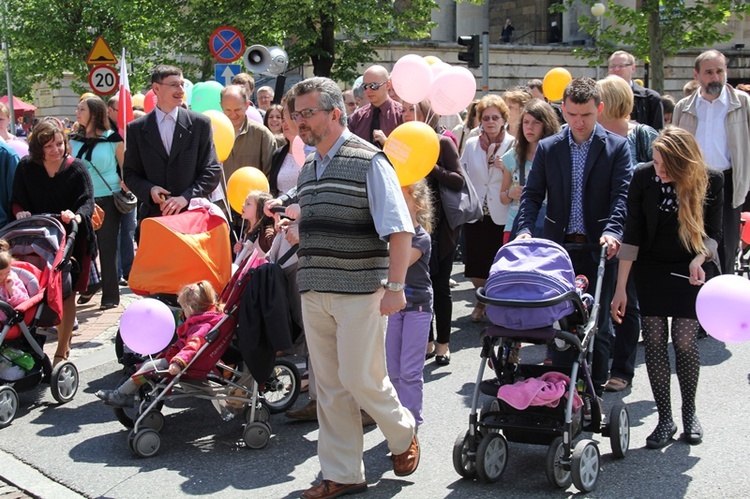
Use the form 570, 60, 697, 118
281, 77, 420, 499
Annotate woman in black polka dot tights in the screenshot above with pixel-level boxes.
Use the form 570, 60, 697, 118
611, 128, 724, 449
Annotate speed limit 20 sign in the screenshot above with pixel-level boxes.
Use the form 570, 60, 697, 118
88, 65, 118, 95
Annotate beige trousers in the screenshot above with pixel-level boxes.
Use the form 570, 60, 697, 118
302, 290, 416, 484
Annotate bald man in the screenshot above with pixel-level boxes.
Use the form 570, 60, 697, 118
347, 65, 403, 148
220, 84, 276, 178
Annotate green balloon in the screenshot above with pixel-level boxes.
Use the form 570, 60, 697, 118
190, 81, 224, 113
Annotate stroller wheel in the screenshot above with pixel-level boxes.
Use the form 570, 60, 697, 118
50, 361, 79, 403
572, 439, 600, 492
452, 430, 478, 478
545, 436, 572, 488
261, 358, 300, 414
245, 403, 270, 424
476, 433, 509, 483
243, 422, 271, 449
480, 398, 501, 432
0, 386, 19, 428
138, 411, 165, 432
608, 402, 630, 459
132, 429, 161, 458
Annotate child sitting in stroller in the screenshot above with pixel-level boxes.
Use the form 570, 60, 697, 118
96, 280, 222, 407
0, 239, 30, 323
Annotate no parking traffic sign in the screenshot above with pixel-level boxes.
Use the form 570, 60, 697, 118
209, 26, 246, 63
88, 65, 118, 95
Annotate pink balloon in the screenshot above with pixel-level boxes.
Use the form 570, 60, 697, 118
696, 274, 750, 343
246, 105, 263, 124
391, 54, 433, 105
120, 298, 176, 355
143, 89, 158, 113
292, 136, 306, 166
430, 61, 451, 80
428, 66, 477, 116
6, 139, 29, 158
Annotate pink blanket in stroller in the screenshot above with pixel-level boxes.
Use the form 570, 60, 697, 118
497, 372, 582, 411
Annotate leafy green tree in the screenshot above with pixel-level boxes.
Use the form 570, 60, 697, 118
1, 0, 438, 100
551, 0, 750, 93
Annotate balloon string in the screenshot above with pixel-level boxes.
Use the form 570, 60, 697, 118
218, 165, 239, 241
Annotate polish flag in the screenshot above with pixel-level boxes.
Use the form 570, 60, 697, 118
118, 48, 134, 144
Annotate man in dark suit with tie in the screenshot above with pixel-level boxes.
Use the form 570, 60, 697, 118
516, 77, 632, 400
123, 65, 221, 220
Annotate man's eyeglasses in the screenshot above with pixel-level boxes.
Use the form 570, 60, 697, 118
481, 115, 502, 122
608, 63, 633, 70
157, 81, 186, 89
290, 108, 331, 122
362, 81, 388, 91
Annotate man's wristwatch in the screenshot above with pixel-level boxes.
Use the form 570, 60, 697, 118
381, 280, 405, 292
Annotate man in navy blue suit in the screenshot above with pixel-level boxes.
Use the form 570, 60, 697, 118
516, 77, 632, 400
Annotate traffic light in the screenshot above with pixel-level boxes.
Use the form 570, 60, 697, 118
457, 34, 480, 68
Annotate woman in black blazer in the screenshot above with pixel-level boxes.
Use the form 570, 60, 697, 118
611, 127, 723, 449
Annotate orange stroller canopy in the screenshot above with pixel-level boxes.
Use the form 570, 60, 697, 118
129, 207, 231, 296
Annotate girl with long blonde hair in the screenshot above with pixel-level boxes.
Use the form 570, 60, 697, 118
611, 127, 723, 449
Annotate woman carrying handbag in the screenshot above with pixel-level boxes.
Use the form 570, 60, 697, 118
70, 96, 125, 310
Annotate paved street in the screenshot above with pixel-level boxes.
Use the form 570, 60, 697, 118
1, 267, 749, 498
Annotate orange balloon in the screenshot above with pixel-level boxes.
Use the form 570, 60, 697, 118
131, 93, 145, 108
543, 67, 572, 102
384, 122, 440, 186
227, 167, 269, 213
203, 110, 235, 163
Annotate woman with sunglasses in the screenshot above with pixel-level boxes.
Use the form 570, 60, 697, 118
460, 94, 514, 322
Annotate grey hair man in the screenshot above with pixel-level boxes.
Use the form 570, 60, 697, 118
673, 49, 750, 274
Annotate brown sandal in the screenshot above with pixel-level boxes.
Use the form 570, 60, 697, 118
604, 377, 629, 392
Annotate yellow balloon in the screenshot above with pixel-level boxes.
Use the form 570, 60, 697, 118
424, 55, 441, 66
543, 67, 573, 102
203, 110, 235, 163
384, 122, 440, 186
131, 93, 145, 108
227, 167, 270, 213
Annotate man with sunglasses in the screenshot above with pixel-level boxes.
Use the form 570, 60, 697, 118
347, 65, 403, 147
124, 65, 221, 220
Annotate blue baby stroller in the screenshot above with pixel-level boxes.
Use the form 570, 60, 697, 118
453, 238, 629, 492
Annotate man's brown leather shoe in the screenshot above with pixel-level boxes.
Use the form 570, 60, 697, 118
300, 480, 367, 499
392, 435, 420, 476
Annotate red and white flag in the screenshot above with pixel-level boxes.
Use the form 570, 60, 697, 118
118, 48, 134, 145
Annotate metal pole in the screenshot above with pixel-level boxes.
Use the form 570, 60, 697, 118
2, 3, 14, 134
482, 31, 489, 96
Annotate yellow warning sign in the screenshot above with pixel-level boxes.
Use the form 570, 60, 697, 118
86, 36, 117, 65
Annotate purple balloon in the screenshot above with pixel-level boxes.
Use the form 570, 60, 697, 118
246, 105, 263, 124
6, 139, 29, 158
695, 274, 750, 343
120, 298, 176, 355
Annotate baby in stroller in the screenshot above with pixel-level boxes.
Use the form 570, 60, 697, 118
0, 239, 29, 322
96, 280, 222, 407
